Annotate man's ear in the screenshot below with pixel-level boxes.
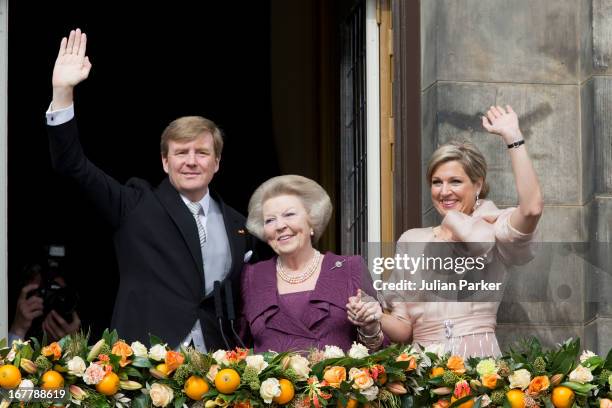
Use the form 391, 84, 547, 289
214, 155, 221, 173
161, 154, 169, 174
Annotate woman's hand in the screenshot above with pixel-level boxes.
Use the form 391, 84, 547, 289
482, 105, 522, 144
346, 289, 382, 332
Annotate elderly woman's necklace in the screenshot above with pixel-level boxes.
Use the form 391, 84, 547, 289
277, 249, 322, 284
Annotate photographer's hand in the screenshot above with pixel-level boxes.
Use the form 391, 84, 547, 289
10, 283, 44, 339
42, 310, 81, 341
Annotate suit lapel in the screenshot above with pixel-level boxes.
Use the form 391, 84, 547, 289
154, 178, 205, 284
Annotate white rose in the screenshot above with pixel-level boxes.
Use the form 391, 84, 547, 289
130, 341, 148, 358
580, 350, 596, 363
260, 378, 281, 403
212, 350, 229, 366
569, 365, 593, 384
148, 344, 168, 361
19, 379, 34, 388
508, 369, 531, 390
323, 345, 345, 359
150, 383, 174, 407
348, 342, 369, 359
480, 394, 492, 407
207, 364, 220, 383
18, 379, 34, 402
360, 385, 379, 401
67, 356, 87, 377
423, 343, 445, 357
246, 355, 269, 374
289, 355, 311, 380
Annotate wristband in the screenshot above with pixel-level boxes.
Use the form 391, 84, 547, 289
507, 139, 525, 149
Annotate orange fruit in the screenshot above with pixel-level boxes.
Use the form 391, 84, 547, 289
41, 370, 65, 389
96, 372, 120, 396
0, 364, 22, 389
273, 378, 295, 405
551, 386, 575, 408
337, 398, 359, 408
506, 389, 526, 408
450, 396, 474, 408
184, 375, 210, 400
214, 368, 240, 394
431, 367, 445, 378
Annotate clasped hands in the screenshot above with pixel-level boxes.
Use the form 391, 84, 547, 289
346, 289, 383, 336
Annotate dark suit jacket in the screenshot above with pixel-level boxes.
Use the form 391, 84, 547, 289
48, 118, 251, 349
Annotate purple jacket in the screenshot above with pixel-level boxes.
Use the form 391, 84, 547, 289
241, 252, 375, 353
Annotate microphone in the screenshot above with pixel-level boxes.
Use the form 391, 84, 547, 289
213, 281, 230, 349
224, 280, 245, 349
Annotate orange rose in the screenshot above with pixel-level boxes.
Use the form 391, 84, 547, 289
226, 348, 249, 363
42, 342, 62, 361
349, 367, 374, 390
527, 376, 550, 395
111, 341, 133, 368
432, 400, 451, 408
481, 373, 500, 389
165, 350, 185, 373
396, 353, 418, 371
446, 356, 466, 375
600, 399, 612, 408
323, 366, 347, 388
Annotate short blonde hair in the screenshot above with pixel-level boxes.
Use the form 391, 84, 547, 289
160, 116, 224, 158
427, 140, 489, 197
246, 175, 332, 242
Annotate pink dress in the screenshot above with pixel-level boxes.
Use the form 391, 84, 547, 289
385, 200, 536, 357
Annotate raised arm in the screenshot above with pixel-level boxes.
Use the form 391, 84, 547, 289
52, 29, 92, 110
482, 105, 543, 234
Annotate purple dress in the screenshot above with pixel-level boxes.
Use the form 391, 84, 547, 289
241, 252, 373, 353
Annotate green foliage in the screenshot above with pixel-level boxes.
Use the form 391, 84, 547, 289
442, 370, 461, 387
102, 328, 119, 347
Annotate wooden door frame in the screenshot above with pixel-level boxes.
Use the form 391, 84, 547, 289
392, 0, 421, 238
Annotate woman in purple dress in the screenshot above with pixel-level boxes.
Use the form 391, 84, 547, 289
241, 175, 383, 353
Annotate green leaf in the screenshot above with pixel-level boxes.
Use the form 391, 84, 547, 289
149, 334, 165, 346
559, 381, 596, 396
174, 395, 186, 408
604, 348, 612, 370
400, 395, 414, 408
472, 396, 482, 408
132, 356, 153, 368
132, 392, 152, 408
542, 396, 555, 408
125, 367, 144, 378
102, 329, 119, 347
0, 338, 6, 348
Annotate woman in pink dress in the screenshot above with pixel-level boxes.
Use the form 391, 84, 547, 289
378, 105, 543, 357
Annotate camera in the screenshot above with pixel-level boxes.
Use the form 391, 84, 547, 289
26, 245, 79, 323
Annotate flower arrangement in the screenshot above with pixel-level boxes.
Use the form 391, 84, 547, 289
0, 333, 611, 408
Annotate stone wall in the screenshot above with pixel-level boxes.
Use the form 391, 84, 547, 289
419, 0, 611, 352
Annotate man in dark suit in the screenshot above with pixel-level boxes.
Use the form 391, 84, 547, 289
46, 29, 251, 350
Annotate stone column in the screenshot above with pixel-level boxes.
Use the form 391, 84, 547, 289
420, 0, 611, 351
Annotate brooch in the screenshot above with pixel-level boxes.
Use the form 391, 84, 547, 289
330, 259, 346, 270
238, 229, 246, 235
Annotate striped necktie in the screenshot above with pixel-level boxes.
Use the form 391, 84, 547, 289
186, 201, 207, 246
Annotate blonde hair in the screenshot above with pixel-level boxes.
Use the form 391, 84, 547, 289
427, 140, 489, 197
160, 116, 224, 158
246, 175, 332, 242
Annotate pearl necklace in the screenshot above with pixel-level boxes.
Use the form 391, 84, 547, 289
276, 250, 321, 284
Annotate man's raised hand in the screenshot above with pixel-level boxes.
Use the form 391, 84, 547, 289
52, 29, 92, 109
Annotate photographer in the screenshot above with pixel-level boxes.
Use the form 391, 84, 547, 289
8, 261, 81, 344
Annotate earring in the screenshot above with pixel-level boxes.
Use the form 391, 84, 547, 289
310, 229, 315, 236
474, 191, 481, 210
